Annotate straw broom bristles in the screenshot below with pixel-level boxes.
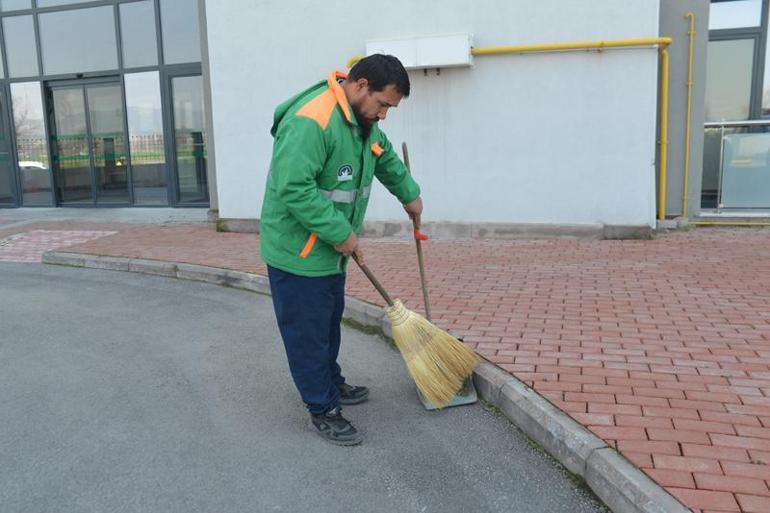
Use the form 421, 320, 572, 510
385, 299, 479, 408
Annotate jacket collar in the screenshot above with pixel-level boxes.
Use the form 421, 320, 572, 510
327, 71, 355, 125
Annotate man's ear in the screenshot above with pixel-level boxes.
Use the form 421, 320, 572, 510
355, 78, 369, 92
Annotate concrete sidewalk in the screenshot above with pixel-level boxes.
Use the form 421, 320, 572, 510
1, 211, 769, 513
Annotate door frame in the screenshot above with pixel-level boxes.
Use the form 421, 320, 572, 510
0, 85, 20, 207
162, 63, 207, 207
45, 75, 131, 207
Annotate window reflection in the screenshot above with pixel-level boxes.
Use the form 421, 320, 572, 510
705, 39, 754, 121
121, 1, 158, 68
40, 6, 117, 75
710, 0, 762, 30
88, 85, 129, 204
160, 0, 202, 64
37, 0, 94, 7
11, 82, 52, 205
0, 0, 31, 12
125, 72, 167, 205
3, 15, 39, 77
172, 76, 207, 203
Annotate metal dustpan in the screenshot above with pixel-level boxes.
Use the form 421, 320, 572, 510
416, 328, 478, 410
418, 377, 478, 410
402, 142, 478, 411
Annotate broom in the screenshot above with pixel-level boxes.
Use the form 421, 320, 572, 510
352, 254, 478, 409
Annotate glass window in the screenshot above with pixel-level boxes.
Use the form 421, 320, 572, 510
37, 0, 94, 7
710, 0, 763, 30
3, 16, 39, 77
0, 0, 31, 11
720, 131, 770, 207
125, 72, 167, 205
10, 82, 52, 206
39, 6, 117, 75
172, 75, 207, 203
705, 39, 755, 121
120, 0, 158, 68
160, 0, 201, 64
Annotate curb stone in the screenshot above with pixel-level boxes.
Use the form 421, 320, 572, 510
42, 251, 690, 513
474, 362, 690, 513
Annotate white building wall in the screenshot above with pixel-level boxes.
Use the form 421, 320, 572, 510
204, 0, 660, 228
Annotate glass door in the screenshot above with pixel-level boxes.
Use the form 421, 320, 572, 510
48, 80, 129, 205
170, 75, 208, 205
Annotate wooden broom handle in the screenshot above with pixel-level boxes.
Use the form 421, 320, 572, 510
402, 142, 433, 322
352, 253, 394, 307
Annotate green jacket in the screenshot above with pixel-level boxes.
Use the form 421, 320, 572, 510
259, 71, 421, 277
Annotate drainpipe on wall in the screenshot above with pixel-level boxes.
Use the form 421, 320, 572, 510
682, 12, 696, 218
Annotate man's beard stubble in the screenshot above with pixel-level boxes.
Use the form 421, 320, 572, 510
351, 105, 373, 140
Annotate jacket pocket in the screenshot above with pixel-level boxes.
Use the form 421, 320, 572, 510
299, 233, 317, 258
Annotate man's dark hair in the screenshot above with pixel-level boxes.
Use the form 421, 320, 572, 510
349, 54, 410, 97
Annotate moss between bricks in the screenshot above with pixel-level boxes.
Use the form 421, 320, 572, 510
480, 399, 609, 511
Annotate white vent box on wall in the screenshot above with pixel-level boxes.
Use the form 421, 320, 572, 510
365, 33, 473, 70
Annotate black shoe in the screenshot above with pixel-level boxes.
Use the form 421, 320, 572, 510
338, 383, 369, 405
309, 406, 363, 446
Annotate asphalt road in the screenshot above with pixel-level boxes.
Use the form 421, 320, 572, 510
0, 263, 607, 513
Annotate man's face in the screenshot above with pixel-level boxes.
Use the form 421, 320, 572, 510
348, 80, 403, 130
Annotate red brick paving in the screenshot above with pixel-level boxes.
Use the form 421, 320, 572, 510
0, 229, 115, 262
2, 221, 770, 512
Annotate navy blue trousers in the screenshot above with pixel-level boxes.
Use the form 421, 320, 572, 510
267, 265, 346, 415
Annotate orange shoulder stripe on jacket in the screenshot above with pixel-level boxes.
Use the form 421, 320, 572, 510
296, 90, 337, 129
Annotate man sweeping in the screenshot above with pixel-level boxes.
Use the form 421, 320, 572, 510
260, 54, 423, 446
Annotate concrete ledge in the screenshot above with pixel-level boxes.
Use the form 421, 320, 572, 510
586, 449, 690, 513
214, 217, 651, 240
82, 255, 130, 271
471, 361, 511, 404
175, 263, 228, 285
42, 251, 688, 513
41, 251, 86, 267
496, 371, 607, 476
128, 259, 177, 277
223, 270, 270, 295
603, 225, 653, 240
344, 296, 386, 328
472, 361, 689, 513
655, 217, 690, 231
473, 222, 603, 240
216, 218, 260, 233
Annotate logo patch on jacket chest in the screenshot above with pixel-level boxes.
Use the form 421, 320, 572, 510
337, 164, 354, 181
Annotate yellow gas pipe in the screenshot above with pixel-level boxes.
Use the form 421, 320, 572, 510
691, 221, 770, 227
347, 37, 673, 219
